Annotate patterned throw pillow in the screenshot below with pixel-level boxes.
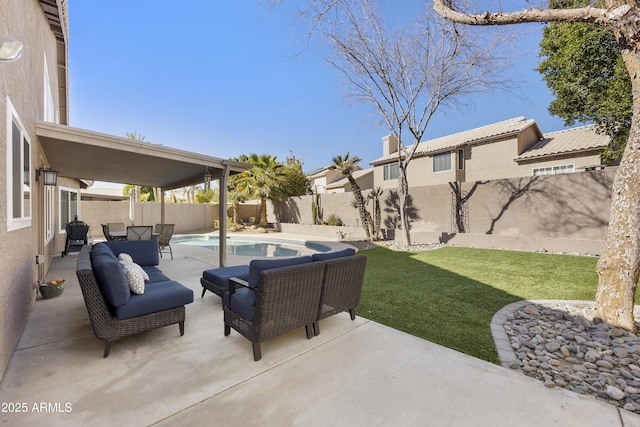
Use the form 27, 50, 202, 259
121, 262, 148, 295
118, 253, 134, 264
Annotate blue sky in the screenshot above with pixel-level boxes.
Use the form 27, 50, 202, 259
67, 1, 566, 184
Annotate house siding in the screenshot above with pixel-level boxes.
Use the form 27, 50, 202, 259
0, 1, 65, 380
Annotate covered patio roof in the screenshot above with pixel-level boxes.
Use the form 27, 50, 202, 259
36, 121, 249, 191
36, 121, 251, 267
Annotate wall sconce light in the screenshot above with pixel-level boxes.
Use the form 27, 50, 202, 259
204, 166, 212, 191
36, 168, 58, 186
0, 36, 23, 62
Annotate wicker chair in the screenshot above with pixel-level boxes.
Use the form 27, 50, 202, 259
76, 245, 187, 357
313, 254, 367, 336
224, 262, 325, 361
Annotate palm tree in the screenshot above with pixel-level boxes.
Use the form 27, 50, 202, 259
330, 153, 370, 241
236, 154, 286, 228
368, 187, 383, 241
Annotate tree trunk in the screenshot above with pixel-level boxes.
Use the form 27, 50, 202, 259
595, 49, 640, 332
398, 164, 411, 245
374, 198, 381, 240
259, 198, 269, 228
232, 201, 239, 225
348, 175, 371, 240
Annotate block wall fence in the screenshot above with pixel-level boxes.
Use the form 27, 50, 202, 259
80, 167, 615, 255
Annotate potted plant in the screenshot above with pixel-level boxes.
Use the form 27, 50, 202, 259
38, 279, 65, 299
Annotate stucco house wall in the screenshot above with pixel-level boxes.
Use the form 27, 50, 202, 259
0, 1, 68, 379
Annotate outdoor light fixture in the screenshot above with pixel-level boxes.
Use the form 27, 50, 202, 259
204, 166, 212, 191
36, 168, 58, 186
0, 36, 23, 62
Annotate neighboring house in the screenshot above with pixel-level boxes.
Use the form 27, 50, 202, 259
306, 166, 357, 194
370, 117, 610, 189
0, 2, 248, 381
325, 168, 374, 194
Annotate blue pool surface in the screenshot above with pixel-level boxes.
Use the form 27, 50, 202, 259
172, 234, 330, 257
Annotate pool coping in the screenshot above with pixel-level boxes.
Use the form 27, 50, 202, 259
172, 231, 358, 266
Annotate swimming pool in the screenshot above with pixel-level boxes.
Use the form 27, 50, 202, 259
172, 234, 330, 257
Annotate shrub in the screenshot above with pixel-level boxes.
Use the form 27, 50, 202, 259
327, 214, 343, 226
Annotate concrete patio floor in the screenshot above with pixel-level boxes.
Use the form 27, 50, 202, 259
1, 237, 640, 426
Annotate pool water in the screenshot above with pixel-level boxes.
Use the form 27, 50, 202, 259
172, 234, 330, 257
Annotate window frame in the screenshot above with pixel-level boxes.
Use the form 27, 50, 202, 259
432, 151, 452, 173
383, 163, 400, 181
6, 97, 32, 231
59, 186, 79, 233
44, 185, 55, 244
457, 149, 465, 170
532, 164, 575, 176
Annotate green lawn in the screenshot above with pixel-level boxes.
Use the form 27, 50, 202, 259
358, 246, 612, 364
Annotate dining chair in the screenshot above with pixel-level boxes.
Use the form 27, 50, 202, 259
107, 222, 125, 233
154, 224, 175, 259
126, 225, 153, 240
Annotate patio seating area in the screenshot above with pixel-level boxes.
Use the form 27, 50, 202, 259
0, 239, 637, 426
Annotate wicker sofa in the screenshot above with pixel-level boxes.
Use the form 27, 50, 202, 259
76, 240, 194, 357
221, 249, 367, 360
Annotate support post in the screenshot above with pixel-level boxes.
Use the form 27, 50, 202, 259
219, 165, 230, 268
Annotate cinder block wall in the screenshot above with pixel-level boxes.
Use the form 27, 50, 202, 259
270, 168, 616, 254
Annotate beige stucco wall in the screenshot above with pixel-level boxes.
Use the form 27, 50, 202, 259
79, 201, 228, 240
0, 2, 63, 380
465, 137, 522, 181
273, 167, 615, 255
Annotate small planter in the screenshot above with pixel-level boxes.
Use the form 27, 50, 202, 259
39, 280, 65, 299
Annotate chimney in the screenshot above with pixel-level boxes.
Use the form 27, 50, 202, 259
382, 134, 398, 156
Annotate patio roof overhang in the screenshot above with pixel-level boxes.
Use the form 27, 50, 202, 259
36, 121, 251, 268
36, 121, 249, 191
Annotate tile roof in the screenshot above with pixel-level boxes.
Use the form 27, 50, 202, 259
370, 117, 539, 165
325, 168, 373, 189
515, 125, 609, 161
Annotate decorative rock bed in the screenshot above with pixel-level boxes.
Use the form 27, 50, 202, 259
502, 302, 640, 414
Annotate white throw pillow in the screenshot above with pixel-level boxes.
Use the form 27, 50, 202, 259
118, 253, 134, 264
121, 262, 148, 295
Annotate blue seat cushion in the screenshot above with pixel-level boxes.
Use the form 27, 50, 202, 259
105, 240, 160, 266
202, 265, 250, 291
90, 242, 115, 262
92, 252, 130, 307
143, 266, 171, 283
114, 281, 194, 320
247, 256, 313, 289
223, 287, 256, 320
312, 248, 356, 262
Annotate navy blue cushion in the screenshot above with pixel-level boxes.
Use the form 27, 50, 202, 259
312, 248, 356, 262
114, 281, 194, 320
105, 240, 160, 266
203, 265, 250, 291
142, 266, 171, 283
223, 287, 256, 320
90, 242, 115, 262
247, 256, 313, 289
92, 252, 130, 307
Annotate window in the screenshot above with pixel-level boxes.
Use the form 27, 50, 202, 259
383, 163, 399, 181
533, 164, 575, 176
44, 185, 55, 243
457, 149, 465, 170
6, 98, 31, 231
433, 152, 451, 173
59, 187, 79, 232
